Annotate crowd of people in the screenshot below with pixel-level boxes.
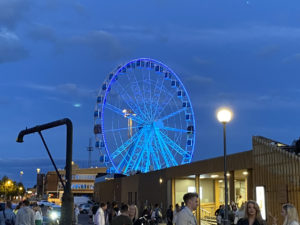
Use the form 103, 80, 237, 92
214, 200, 300, 225
0, 199, 45, 225
90, 193, 199, 225
90, 193, 299, 225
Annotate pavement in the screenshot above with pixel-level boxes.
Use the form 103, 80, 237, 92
78, 214, 91, 225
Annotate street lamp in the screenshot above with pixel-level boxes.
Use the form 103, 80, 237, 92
217, 107, 233, 225
20, 171, 24, 183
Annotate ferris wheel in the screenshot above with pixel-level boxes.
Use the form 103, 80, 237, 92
94, 58, 196, 174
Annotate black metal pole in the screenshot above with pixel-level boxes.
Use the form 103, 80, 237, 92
60, 118, 74, 225
17, 118, 74, 225
223, 122, 228, 225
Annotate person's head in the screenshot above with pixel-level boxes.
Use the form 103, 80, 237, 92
100, 202, 107, 211
183, 193, 199, 211
282, 204, 299, 225
120, 204, 129, 215
154, 203, 159, 209
244, 200, 263, 222
6, 201, 12, 209
169, 205, 173, 209
232, 205, 237, 211
23, 200, 30, 207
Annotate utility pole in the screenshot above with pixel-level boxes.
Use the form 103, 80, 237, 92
87, 138, 93, 168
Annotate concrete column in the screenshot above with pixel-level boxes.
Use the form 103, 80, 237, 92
247, 169, 253, 200
195, 175, 200, 225
229, 171, 235, 203
172, 178, 175, 208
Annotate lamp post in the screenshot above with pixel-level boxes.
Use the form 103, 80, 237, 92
20, 171, 24, 183
159, 178, 163, 209
37, 168, 40, 199
217, 108, 233, 225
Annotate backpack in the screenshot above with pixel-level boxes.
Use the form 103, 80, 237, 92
155, 209, 162, 223
3, 211, 14, 225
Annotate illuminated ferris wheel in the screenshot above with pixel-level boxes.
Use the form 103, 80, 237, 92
94, 58, 196, 174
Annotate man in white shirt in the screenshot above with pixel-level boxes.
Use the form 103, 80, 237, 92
95, 203, 107, 225
176, 193, 199, 225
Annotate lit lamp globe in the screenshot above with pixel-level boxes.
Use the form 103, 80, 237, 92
217, 108, 233, 124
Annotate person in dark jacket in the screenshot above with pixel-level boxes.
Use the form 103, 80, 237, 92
166, 205, 173, 225
111, 204, 132, 225
237, 200, 266, 225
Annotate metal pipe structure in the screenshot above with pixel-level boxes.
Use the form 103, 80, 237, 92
16, 118, 74, 225
223, 122, 228, 225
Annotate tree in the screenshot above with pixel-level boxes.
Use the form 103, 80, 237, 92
0, 176, 25, 200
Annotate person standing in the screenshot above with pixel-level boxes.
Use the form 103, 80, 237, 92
74, 205, 80, 225
1, 201, 16, 225
16, 199, 35, 225
177, 193, 199, 225
173, 204, 181, 225
33, 205, 43, 225
271, 203, 299, 225
129, 204, 139, 223
111, 204, 132, 225
95, 203, 107, 225
166, 205, 173, 225
151, 204, 162, 225
237, 200, 266, 225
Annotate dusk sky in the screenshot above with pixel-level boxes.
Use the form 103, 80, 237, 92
1, 0, 300, 187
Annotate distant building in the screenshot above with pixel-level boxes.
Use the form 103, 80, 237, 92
44, 162, 106, 204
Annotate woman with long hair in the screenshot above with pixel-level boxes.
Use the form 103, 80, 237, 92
272, 204, 299, 225
237, 200, 266, 225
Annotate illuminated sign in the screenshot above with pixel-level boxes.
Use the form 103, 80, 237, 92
256, 186, 266, 220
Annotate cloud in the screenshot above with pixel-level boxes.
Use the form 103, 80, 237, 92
193, 56, 211, 65
68, 30, 125, 60
163, 25, 300, 44
28, 24, 57, 43
256, 45, 280, 57
185, 75, 213, 84
192, 92, 300, 111
23, 83, 97, 98
282, 53, 300, 63
0, 29, 28, 63
0, 0, 29, 28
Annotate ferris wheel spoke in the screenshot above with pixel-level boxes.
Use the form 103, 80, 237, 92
154, 129, 178, 167
123, 130, 145, 174
161, 126, 188, 133
159, 131, 189, 156
159, 108, 186, 121
128, 68, 152, 120
115, 81, 148, 120
133, 130, 154, 172
104, 103, 145, 124
103, 126, 139, 133
110, 129, 144, 160
151, 74, 166, 120
151, 138, 162, 170
129, 73, 151, 120
154, 91, 177, 120
116, 131, 142, 172
147, 70, 153, 119
153, 134, 170, 168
